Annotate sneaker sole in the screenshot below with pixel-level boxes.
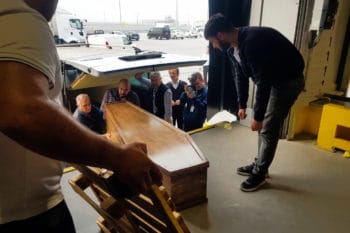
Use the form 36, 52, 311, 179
237, 171, 251, 176
237, 171, 270, 178
240, 180, 267, 192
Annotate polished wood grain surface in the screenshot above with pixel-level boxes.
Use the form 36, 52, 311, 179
105, 102, 208, 173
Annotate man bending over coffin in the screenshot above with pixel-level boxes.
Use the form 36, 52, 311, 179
101, 78, 141, 113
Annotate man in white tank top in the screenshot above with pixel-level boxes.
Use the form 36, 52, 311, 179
0, 1, 162, 232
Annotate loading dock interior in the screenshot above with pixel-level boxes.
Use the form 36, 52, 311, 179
62, 124, 350, 233
60, 1, 350, 232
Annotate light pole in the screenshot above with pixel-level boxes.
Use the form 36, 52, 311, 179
119, 0, 122, 23
175, 0, 179, 26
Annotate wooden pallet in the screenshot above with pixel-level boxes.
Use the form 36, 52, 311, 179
69, 166, 191, 233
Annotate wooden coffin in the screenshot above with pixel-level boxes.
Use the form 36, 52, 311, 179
104, 102, 209, 210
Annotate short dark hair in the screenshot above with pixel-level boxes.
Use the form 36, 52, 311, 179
204, 13, 234, 39
188, 72, 204, 85
168, 68, 179, 75
118, 78, 130, 87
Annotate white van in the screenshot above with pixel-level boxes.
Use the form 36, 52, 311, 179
87, 33, 131, 49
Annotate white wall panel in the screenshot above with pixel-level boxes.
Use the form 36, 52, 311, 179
261, 0, 300, 42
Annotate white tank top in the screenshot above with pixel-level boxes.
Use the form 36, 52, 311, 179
0, 0, 64, 223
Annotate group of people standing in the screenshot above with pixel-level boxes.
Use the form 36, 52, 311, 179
166, 68, 208, 132
74, 68, 208, 134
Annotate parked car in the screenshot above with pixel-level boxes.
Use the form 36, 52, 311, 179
112, 30, 126, 36
126, 31, 140, 41
197, 29, 204, 38
147, 26, 171, 40
94, 29, 105, 35
184, 30, 199, 38
87, 33, 131, 49
86, 29, 105, 36
171, 30, 185, 39
112, 31, 132, 44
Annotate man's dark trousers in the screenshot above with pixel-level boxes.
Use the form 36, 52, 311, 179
253, 75, 305, 175
172, 105, 184, 130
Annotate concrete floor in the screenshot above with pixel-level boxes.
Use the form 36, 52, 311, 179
62, 123, 350, 233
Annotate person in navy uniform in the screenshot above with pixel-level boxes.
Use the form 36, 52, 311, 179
180, 72, 207, 132
166, 68, 187, 130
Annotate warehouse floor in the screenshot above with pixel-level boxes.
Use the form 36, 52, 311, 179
62, 123, 350, 233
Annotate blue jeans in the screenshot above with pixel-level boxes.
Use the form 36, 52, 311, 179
0, 200, 76, 233
253, 76, 305, 175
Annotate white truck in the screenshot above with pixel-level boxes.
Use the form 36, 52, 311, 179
49, 8, 86, 44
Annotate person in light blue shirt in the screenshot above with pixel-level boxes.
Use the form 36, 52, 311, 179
130, 72, 151, 110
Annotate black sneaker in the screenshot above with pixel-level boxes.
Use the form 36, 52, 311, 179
236, 163, 255, 176
240, 174, 266, 192
237, 163, 269, 178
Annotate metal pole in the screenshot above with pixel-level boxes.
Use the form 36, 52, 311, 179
119, 0, 122, 23
176, 0, 179, 26
259, 0, 264, 26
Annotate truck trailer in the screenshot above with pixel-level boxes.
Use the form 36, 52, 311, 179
49, 8, 86, 44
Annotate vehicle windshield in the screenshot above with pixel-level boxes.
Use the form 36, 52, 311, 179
69, 19, 83, 30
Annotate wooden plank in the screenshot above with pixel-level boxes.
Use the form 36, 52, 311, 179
104, 102, 208, 174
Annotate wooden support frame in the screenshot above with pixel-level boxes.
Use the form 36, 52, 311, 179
69, 166, 191, 233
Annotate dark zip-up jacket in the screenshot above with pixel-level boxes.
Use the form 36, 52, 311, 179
228, 26, 304, 121
180, 87, 208, 129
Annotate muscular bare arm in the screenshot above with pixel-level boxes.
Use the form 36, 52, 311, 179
0, 61, 162, 193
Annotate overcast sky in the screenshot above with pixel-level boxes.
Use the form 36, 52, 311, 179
58, 0, 208, 24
